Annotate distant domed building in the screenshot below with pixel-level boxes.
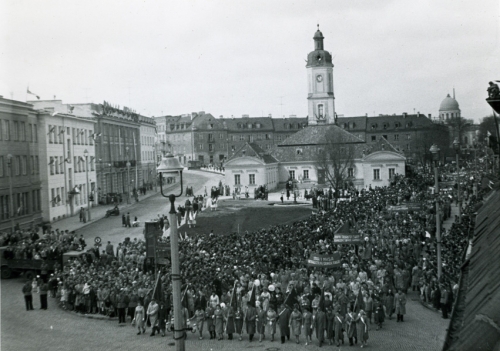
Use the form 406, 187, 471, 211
439, 92, 460, 121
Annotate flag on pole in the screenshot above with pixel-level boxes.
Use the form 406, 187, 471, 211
27, 88, 40, 100
318, 285, 325, 311
152, 273, 163, 302
181, 285, 189, 309
248, 284, 256, 307
230, 281, 238, 310
425, 231, 431, 238
283, 287, 298, 309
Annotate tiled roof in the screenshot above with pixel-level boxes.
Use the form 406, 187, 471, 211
278, 124, 364, 146
227, 142, 279, 164
443, 189, 500, 351
271, 117, 308, 131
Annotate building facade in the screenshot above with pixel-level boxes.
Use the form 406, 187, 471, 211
0, 97, 42, 233
224, 143, 279, 191
35, 109, 96, 222
139, 115, 157, 188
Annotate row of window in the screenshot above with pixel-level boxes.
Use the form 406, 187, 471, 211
370, 134, 412, 142
373, 168, 396, 180
0, 155, 40, 177
48, 125, 94, 146
141, 135, 155, 146
0, 120, 38, 143
370, 122, 411, 130
141, 151, 155, 162
0, 190, 41, 221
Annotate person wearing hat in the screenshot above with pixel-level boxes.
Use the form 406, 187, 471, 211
234, 306, 244, 341
373, 296, 385, 330
394, 288, 406, 322
333, 308, 345, 347
289, 304, 302, 344
205, 303, 216, 339
22, 279, 34, 311
356, 310, 369, 348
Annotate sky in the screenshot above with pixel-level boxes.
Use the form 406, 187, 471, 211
1, 0, 499, 122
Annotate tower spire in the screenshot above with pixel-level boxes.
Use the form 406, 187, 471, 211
453, 87, 455, 99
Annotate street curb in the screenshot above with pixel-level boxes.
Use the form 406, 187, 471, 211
57, 301, 118, 321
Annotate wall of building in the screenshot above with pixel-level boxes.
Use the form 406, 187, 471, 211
0, 97, 43, 232
225, 159, 279, 191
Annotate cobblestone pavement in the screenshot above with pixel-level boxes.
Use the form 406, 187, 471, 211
2, 278, 447, 351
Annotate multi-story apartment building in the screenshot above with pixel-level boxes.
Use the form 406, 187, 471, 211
138, 115, 157, 188
155, 112, 307, 167
35, 109, 96, 222
0, 97, 42, 233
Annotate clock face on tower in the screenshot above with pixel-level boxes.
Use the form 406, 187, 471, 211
316, 75, 323, 82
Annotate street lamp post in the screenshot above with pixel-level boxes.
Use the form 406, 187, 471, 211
453, 138, 461, 219
83, 150, 91, 222
157, 153, 184, 351
430, 144, 442, 280
7, 154, 14, 233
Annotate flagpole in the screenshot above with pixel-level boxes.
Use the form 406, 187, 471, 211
225, 280, 237, 333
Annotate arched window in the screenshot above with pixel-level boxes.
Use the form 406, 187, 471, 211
318, 104, 324, 118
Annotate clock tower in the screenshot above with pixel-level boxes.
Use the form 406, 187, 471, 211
306, 26, 335, 125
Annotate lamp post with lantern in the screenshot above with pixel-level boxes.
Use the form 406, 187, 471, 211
430, 144, 442, 280
453, 138, 461, 219
83, 149, 92, 222
157, 153, 184, 351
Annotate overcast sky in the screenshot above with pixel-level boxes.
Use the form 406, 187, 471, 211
1, 0, 498, 122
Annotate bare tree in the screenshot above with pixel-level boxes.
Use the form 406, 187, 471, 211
316, 129, 357, 202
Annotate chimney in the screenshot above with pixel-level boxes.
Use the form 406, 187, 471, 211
268, 114, 272, 117
402, 112, 407, 118
365, 113, 368, 117
198, 111, 205, 115
417, 111, 420, 117
428, 114, 431, 118
242, 114, 249, 118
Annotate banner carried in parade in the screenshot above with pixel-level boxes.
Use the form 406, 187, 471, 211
307, 252, 341, 267
333, 221, 362, 244
387, 202, 423, 212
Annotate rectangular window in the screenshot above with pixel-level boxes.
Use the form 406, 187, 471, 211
348, 168, 354, 177
219, 133, 224, 139
373, 169, 380, 180
303, 170, 309, 179
13, 121, 18, 141
208, 134, 214, 141
0, 156, 3, 177
49, 125, 53, 143
60, 157, 64, 173
51, 188, 56, 207
20, 122, 25, 141
15, 156, 20, 175
28, 123, 32, 141
234, 174, 241, 185
382, 135, 388, 140
371, 135, 376, 142
34, 124, 37, 143
240, 135, 245, 141
22, 156, 27, 175
389, 168, 396, 179
0, 120, 2, 140
50, 157, 55, 175
5, 121, 10, 140
247, 174, 255, 185
31, 156, 34, 175
209, 144, 214, 152
406, 134, 411, 140
289, 170, 295, 180
394, 134, 399, 141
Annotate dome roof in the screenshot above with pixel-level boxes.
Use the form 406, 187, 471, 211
313, 29, 324, 39
439, 94, 460, 111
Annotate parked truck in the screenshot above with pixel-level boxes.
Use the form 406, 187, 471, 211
0, 247, 87, 280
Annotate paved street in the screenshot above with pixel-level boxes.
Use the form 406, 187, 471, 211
54, 170, 225, 250
1, 278, 447, 351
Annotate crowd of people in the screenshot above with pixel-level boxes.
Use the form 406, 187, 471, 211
10, 159, 494, 347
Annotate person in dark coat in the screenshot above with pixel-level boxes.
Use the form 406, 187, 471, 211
126, 213, 131, 228
277, 303, 291, 344
22, 280, 34, 311
334, 310, 345, 347
345, 306, 357, 346
326, 306, 335, 345
39, 281, 49, 310
373, 296, 385, 330
245, 302, 257, 342
313, 306, 327, 347
122, 214, 126, 227
157, 303, 168, 337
